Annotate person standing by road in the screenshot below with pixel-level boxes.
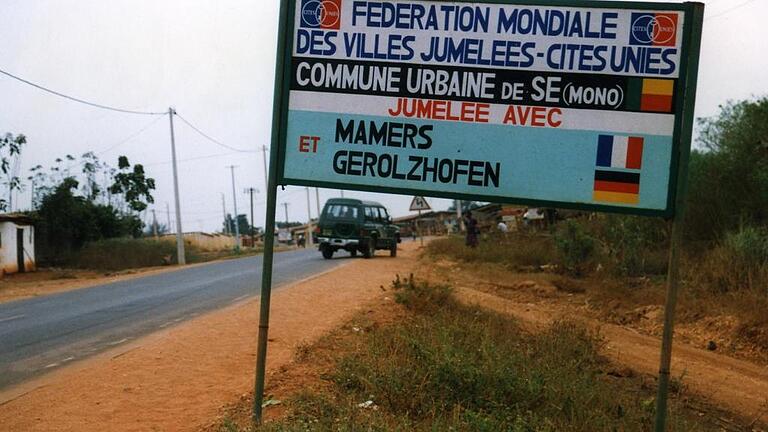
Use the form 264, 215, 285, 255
464, 211, 479, 248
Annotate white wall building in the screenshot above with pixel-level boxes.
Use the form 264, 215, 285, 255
0, 214, 35, 275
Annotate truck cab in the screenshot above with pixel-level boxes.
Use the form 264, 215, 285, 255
315, 198, 400, 259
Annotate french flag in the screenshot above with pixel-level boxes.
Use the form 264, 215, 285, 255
596, 135, 644, 169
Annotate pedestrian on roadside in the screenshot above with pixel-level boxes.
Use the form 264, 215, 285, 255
497, 220, 508, 235
464, 211, 479, 248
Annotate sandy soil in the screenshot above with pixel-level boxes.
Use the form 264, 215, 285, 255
420, 261, 768, 426
0, 243, 420, 432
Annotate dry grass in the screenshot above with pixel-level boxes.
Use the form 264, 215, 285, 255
216, 277, 731, 432
426, 233, 768, 361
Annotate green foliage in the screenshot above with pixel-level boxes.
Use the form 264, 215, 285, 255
108, 156, 155, 212
554, 220, 595, 276
258, 280, 706, 432
0, 132, 26, 211
72, 238, 178, 270
224, 213, 252, 236
685, 97, 768, 240
34, 177, 143, 265
391, 273, 452, 311
594, 215, 669, 276
426, 234, 556, 269
723, 226, 768, 266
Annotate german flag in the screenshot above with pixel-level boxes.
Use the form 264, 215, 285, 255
626, 78, 674, 113
593, 170, 640, 204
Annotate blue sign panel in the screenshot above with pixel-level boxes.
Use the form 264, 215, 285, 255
275, 0, 703, 216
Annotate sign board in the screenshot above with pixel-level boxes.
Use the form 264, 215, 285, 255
409, 195, 431, 211
274, 0, 703, 218
277, 228, 292, 242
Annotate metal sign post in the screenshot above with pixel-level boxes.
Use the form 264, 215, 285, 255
252, 0, 290, 424
257, 0, 704, 429
654, 5, 704, 430
410, 196, 431, 247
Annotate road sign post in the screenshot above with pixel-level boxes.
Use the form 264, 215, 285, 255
253, 0, 290, 424
258, 1, 704, 429
410, 196, 431, 247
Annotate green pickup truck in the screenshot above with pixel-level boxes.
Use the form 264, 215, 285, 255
314, 198, 400, 259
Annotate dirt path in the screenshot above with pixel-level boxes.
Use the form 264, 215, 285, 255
0, 243, 419, 432
454, 285, 768, 425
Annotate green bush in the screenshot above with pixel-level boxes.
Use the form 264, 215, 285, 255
391, 273, 452, 312
555, 220, 596, 276
256, 280, 707, 432
426, 234, 557, 269
723, 226, 768, 266
596, 215, 669, 276
70, 238, 179, 270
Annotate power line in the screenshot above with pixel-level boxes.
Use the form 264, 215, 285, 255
174, 113, 256, 153
705, 0, 760, 20
95, 114, 166, 156
143, 151, 244, 167
0, 66, 166, 115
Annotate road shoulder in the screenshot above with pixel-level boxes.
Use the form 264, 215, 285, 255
0, 243, 419, 432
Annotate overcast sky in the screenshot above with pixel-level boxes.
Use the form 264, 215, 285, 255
1, 0, 765, 232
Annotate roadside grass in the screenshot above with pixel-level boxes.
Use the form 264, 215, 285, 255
220, 277, 723, 432
427, 232, 557, 270
60, 238, 264, 271
427, 235, 768, 360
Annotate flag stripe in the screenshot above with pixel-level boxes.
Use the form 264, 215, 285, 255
626, 137, 644, 169
641, 94, 673, 112
593, 191, 640, 204
642, 79, 674, 96
594, 170, 640, 184
610, 135, 629, 168
596, 135, 614, 167
594, 180, 640, 194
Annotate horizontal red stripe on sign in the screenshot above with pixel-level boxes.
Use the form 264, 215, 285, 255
594, 180, 640, 194
641, 94, 673, 112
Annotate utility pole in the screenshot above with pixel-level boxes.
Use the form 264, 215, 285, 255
262, 145, 269, 190
305, 187, 313, 245
221, 193, 228, 234
282, 202, 289, 225
165, 202, 172, 233
315, 187, 321, 218
151, 209, 158, 237
244, 187, 257, 247
456, 199, 463, 232
168, 108, 186, 265
227, 165, 241, 251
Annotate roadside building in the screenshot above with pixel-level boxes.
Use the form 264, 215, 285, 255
0, 214, 35, 275
159, 231, 237, 251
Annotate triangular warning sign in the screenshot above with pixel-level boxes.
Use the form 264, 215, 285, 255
409, 196, 431, 211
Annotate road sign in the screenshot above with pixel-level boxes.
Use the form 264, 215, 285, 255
273, 0, 703, 218
257, 1, 705, 429
409, 196, 431, 211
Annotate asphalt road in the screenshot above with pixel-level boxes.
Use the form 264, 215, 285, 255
0, 248, 347, 391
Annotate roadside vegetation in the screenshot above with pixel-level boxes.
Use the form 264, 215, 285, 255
218, 277, 731, 431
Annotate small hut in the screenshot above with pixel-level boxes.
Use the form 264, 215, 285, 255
0, 214, 35, 275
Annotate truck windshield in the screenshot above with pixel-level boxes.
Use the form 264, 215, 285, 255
324, 204, 358, 220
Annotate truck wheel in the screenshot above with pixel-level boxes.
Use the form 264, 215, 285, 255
363, 238, 375, 259
321, 246, 334, 259
390, 241, 397, 257
350, 249, 357, 257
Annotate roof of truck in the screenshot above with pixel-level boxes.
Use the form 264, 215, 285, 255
325, 198, 384, 207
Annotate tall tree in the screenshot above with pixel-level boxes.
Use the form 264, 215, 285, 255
0, 132, 26, 211
108, 156, 156, 212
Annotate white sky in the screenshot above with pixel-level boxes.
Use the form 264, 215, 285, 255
0, 0, 766, 232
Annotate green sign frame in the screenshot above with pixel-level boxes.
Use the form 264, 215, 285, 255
270, 0, 704, 218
